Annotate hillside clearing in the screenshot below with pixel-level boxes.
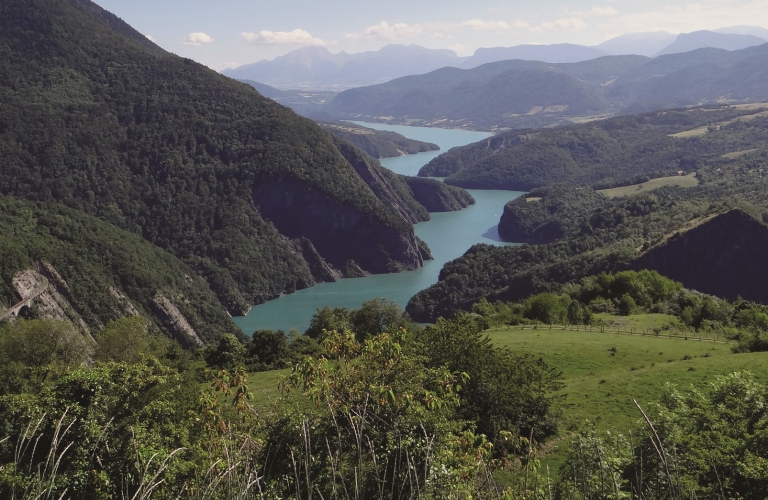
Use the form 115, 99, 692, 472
670, 108, 768, 138
598, 173, 699, 197
722, 148, 760, 159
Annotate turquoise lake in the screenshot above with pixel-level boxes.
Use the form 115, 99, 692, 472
233, 123, 523, 334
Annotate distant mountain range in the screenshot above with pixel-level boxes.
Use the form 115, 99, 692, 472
318, 42, 768, 130
224, 45, 464, 89
595, 32, 677, 57
223, 27, 767, 89
655, 30, 767, 56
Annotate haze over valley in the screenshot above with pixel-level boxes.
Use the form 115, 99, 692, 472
223, 27, 768, 89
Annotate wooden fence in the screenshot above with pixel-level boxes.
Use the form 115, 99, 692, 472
498, 323, 733, 344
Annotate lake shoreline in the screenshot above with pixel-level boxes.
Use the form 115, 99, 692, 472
233, 123, 522, 334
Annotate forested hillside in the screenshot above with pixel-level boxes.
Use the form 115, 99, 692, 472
0, 0, 432, 316
0, 197, 239, 345
408, 146, 768, 321
423, 104, 768, 190
326, 58, 625, 130
319, 121, 439, 159
322, 44, 768, 130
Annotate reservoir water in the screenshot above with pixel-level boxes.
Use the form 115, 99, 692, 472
233, 123, 523, 334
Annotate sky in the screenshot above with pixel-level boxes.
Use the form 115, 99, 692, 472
95, 0, 768, 71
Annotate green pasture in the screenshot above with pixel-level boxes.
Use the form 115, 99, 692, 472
486, 314, 768, 469
598, 173, 699, 198
244, 314, 767, 467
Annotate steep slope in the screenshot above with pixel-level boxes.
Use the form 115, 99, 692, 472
635, 210, 768, 304
330, 139, 430, 226
239, 79, 285, 98
0, 0, 427, 315
0, 197, 239, 345
400, 177, 475, 212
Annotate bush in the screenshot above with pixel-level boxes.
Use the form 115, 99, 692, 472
618, 294, 637, 316
203, 333, 246, 369
525, 293, 568, 324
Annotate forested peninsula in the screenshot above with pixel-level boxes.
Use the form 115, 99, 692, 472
320, 121, 440, 159
422, 104, 768, 190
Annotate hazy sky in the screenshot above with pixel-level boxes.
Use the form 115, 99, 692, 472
95, 0, 768, 70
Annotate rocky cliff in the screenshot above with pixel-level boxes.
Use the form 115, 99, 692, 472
333, 139, 430, 225
253, 178, 427, 276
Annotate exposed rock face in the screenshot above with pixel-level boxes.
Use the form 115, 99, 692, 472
13, 270, 73, 323
153, 294, 204, 348
9, 268, 94, 335
253, 178, 426, 276
334, 139, 430, 224
109, 287, 141, 317
635, 210, 768, 303
5, 264, 208, 348
290, 237, 339, 283
401, 177, 476, 212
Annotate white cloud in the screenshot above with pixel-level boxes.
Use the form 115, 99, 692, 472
603, 0, 768, 34
538, 17, 587, 31
461, 19, 512, 31
345, 22, 422, 41
145, 35, 156, 43
241, 29, 325, 46
183, 32, 214, 46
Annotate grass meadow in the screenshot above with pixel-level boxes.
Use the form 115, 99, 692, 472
245, 313, 768, 468
598, 173, 699, 197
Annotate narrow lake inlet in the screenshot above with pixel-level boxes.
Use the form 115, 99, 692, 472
233, 123, 523, 334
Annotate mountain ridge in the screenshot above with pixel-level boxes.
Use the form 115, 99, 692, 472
222, 26, 768, 91
0, 0, 434, 316
321, 43, 768, 130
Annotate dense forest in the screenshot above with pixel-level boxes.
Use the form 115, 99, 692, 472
0, 0, 437, 316
0, 196, 240, 345
408, 145, 768, 322
319, 121, 440, 159
422, 104, 768, 190
1, 0, 767, 497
